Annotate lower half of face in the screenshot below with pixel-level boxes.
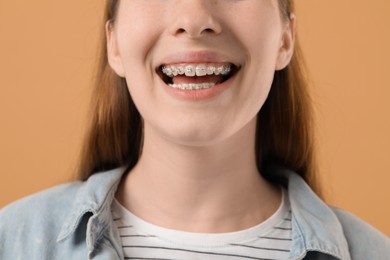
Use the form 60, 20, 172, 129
112, 0, 285, 146
125, 59, 277, 147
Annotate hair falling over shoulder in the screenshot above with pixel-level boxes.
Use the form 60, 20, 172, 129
77, 0, 322, 196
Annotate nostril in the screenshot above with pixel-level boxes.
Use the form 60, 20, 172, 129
203, 28, 214, 33
176, 28, 186, 34
175, 27, 214, 36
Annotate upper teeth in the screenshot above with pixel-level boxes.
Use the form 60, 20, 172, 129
162, 64, 231, 77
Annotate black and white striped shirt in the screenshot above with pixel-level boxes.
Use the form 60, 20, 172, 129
112, 190, 292, 260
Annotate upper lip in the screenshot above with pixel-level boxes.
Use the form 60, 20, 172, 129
157, 51, 240, 67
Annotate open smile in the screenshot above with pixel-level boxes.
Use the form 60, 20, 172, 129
157, 63, 240, 91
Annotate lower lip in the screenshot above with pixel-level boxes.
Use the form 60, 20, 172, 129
161, 73, 237, 101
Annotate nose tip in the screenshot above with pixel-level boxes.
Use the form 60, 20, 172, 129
170, 1, 222, 38
174, 22, 221, 39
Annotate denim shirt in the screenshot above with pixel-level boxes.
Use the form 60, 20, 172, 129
1, 167, 389, 259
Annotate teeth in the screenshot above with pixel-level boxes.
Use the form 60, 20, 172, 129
168, 83, 216, 90
207, 66, 216, 75
176, 66, 185, 75
195, 64, 207, 76
185, 65, 196, 77
162, 66, 173, 76
162, 64, 232, 77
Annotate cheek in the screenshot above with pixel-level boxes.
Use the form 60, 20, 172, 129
238, 19, 282, 104
116, 25, 156, 66
115, 16, 164, 105
115, 5, 164, 66
233, 38, 280, 123
228, 3, 282, 66
241, 24, 281, 68
236, 30, 280, 100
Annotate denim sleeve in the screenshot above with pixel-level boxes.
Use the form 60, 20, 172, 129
0, 193, 57, 259
332, 207, 390, 260
0, 183, 86, 259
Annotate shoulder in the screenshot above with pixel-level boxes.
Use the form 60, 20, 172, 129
282, 168, 390, 258
1, 181, 83, 221
331, 207, 390, 259
0, 168, 125, 258
0, 181, 84, 257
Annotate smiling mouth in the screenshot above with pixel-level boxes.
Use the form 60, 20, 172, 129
157, 63, 239, 90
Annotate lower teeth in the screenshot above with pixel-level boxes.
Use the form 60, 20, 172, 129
168, 83, 216, 90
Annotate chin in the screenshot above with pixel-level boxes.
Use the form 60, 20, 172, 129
159, 121, 231, 147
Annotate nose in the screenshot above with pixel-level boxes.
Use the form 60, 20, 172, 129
169, 0, 222, 38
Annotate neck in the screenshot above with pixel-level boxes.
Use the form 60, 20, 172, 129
116, 117, 281, 233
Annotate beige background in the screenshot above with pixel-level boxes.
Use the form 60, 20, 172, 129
0, 1, 389, 236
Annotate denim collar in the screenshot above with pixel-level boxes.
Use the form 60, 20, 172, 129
57, 167, 126, 251
57, 167, 351, 259
284, 169, 351, 260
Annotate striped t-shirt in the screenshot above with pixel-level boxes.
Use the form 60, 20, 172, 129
112, 190, 292, 260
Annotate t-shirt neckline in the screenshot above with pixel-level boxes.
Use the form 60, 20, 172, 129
112, 189, 290, 247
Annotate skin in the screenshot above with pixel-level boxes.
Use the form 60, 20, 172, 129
107, 0, 296, 233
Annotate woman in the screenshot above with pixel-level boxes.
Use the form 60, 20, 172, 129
1, 0, 389, 259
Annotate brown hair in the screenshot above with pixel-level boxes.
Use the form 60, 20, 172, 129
78, 0, 321, 195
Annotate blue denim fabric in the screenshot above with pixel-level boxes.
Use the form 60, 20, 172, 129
1, 167, 389, 259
